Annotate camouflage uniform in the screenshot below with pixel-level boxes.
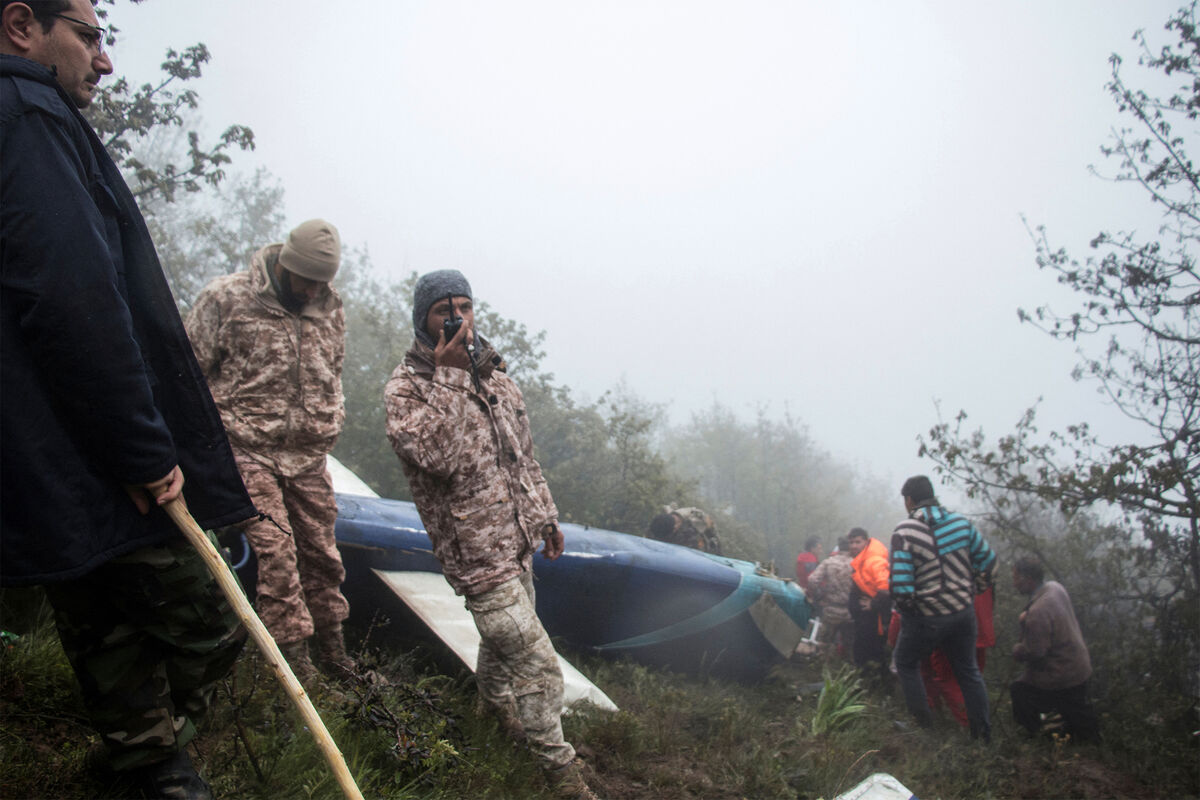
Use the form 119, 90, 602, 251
468, 571, 574, 769
385, 337, 575, 770
44, 532, 246, 770
807, 551, 855, 647
237, 457, 347, 642
664, 506, 722, 554
384, 339, 556, 597
186, 245, 348, 645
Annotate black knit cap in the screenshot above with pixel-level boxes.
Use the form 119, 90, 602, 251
412, 269, 473, 344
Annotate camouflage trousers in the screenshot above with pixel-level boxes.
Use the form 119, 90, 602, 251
237, 456, 349, 645
466, 572, 575, 771
44, 532, 246, 770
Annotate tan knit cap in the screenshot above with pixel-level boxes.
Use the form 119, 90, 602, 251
278, 219, 341, 282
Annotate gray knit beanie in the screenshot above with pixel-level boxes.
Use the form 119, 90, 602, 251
412, 269, 473, 340
279, 219, 341, 282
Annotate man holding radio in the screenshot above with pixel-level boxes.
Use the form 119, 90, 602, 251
385, 269, 597, 800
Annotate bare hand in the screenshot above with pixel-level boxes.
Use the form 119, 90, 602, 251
433, 320, 475, 370
540, 523, 564, 560
858, 595, 872, 611
123, 465, 184, 515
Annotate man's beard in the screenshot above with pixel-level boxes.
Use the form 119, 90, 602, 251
270, 265, 308, 313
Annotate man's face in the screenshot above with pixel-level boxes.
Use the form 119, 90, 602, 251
425, 295, 474, 343
31, 0, 113, 108
284, 269, 328, 303
847, 535, 867, 557
270, 261, 328, 311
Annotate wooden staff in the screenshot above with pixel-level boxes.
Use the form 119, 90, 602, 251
163, 499, 365, 800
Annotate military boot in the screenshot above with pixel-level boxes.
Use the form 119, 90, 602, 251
278, 639, 321, 690
545, 758, 601, 800
313, 624, 358, 685
132, 749, 213, 800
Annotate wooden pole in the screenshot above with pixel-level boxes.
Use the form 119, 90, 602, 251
163, 499, 365, 800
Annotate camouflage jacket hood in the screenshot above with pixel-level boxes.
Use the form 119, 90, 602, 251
384, 338, 557, 596
184, 245, 345, 477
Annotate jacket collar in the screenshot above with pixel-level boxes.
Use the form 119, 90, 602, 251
909, 499, 944, 524
851, 537, 887, 568
0, 54, 56, 85
1022, 581, 1050, 612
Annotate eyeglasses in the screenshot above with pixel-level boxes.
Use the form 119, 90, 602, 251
52, 12, 107, 54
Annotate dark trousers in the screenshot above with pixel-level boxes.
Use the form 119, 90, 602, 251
1010, 679, 1100, 743
848, 587, 889, 680
894, 607, 991, 741
44, 534, 246, 770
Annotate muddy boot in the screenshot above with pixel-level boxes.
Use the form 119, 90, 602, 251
545, 758, 600, 800
313, 624, 358, 685
278, 639, 321, 690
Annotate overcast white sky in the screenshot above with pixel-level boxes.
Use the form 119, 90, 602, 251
107, 1, 1181, 490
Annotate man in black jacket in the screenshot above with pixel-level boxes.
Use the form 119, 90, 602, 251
1, 2, 255, 797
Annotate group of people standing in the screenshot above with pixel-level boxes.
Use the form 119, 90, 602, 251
0, 3, 1102, 798
800, 476, 1101, 744
0, 3, 596, 798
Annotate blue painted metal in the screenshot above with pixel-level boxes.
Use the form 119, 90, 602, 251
320, 493, 811, 678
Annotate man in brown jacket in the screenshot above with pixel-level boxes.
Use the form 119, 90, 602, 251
385, 270, 596, 800
186, 219, 359, 686
1010, 556, 1100, 742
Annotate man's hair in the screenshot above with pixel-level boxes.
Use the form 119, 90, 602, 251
649, 513, 676, 538
836, 536, 851, 552
1013, 555, 1045, 584
847, 527, 868, 541
2, 1, 77, 32
901, 475, 936, 503
804, 536, 821, 551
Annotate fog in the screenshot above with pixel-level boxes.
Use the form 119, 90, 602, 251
106, 0, 1178, 488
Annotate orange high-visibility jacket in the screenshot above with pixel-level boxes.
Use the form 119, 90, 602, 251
851, 537, 890, 597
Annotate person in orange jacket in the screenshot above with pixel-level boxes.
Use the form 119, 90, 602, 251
847, 527, 891, 681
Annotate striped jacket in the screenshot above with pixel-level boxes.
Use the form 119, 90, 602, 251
889, 502, 995, 617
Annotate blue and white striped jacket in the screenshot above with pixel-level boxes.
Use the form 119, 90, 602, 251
889, 502, 995, 617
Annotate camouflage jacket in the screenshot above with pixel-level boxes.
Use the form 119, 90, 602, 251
807, 552, 853, 624
185, 244, 345, 477
384, 338, 558, 596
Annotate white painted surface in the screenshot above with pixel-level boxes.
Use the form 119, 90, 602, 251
374, 569, 618, 713
835, 773, 917, 800
327, 455, 379, 497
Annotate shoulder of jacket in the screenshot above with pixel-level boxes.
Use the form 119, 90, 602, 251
894, 518, 928, 534
386, 359, 431, 392
0, 73, 73, 128
197, 271, 254, 304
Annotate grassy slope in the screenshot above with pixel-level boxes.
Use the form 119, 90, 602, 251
1, 589, 1194, 800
